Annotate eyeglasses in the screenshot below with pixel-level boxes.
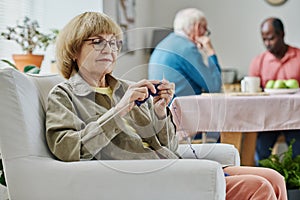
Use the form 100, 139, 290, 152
205, 29, 211, 37
84, 37, 122, 52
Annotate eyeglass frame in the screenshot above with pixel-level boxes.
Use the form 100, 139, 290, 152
84, 37, 123, 52
205, 29, 211, 37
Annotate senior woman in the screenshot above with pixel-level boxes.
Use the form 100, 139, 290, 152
46, 12, 287, 200
46, 12, 177, 161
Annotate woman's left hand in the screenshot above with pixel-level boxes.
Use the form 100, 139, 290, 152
152, 79, 175, 119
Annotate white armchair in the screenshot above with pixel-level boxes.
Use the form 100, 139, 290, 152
0, 68, 240, 200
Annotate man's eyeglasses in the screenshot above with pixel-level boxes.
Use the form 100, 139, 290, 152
84, 37, 122, 52
205, 29, 211, 37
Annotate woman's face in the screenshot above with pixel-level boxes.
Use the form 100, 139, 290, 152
76, 34, 120, 78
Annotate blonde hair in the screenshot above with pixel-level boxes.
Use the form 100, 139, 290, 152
173, 8, 206, 35
55, 12, 123, 79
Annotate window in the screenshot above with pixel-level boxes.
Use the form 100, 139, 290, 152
0, 0, 44, 65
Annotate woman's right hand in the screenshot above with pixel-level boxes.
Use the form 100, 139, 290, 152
115, 79, 159, 116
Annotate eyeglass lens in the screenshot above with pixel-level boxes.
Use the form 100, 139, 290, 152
205, 29, 211, 37
86, 38, 122, 52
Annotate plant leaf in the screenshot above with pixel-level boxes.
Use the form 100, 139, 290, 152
0, 160, 6, 186
23, 65, 40, 74
259, 139, 300, 189
1, 59, 17, 69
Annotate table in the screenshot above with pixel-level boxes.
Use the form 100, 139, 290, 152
170, 92, 300, 165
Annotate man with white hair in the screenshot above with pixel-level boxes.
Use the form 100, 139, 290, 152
148, 8, 221, 143
148, 8, 222, 97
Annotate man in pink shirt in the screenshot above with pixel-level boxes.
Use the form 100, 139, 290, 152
249, 17, 300, 165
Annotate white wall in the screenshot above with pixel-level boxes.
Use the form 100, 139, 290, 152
104, 0, 300, 80
104, 0, 154, 81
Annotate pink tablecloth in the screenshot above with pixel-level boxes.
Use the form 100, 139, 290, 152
170, 93, 300, 133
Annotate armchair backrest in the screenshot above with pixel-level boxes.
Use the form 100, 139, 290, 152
0, 68, 64, 160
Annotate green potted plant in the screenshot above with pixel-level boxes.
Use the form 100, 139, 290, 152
259, 139, 300, 199
1, 16, 58, 71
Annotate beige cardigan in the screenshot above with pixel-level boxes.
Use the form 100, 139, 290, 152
46, 73, 179, 161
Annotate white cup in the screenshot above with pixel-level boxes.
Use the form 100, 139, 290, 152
241, 76, 261, 93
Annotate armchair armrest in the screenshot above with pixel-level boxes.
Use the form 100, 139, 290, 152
177, 143, 240, 166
